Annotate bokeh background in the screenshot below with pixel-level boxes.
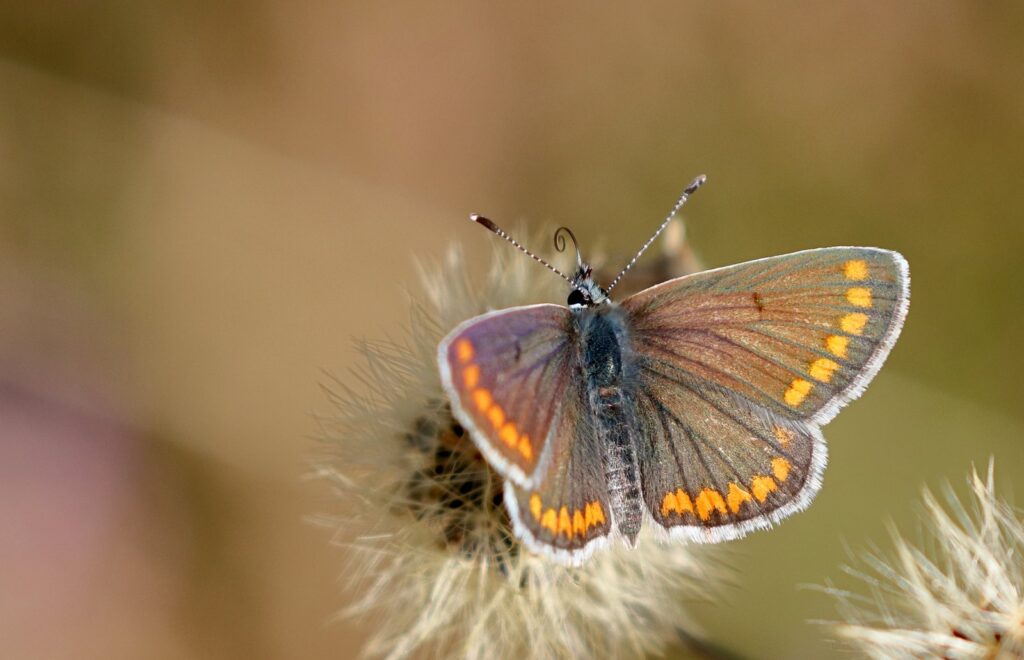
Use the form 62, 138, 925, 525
2, 3, 1022, 658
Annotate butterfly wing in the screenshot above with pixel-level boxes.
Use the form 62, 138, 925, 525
503, 408, 614, 564
620, 247, 909, 540
438, 304, 577, 488
438, 304, 614, 562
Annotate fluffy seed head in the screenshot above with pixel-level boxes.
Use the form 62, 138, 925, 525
823, 461, 1024, 659
314, 225, 722, 658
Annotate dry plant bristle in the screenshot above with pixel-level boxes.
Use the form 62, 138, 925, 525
822, 460, 1024, 659
314, 225, 722, 659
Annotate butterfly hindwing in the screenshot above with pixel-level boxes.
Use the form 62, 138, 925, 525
622, 247, 908, 535
504, 392, 614, 564
439, 304, 578, 488
633, 375, 823, 539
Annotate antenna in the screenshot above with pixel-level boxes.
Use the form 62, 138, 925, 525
553, 226, 583, 271
604, 174, 706, 294
470, 214, 573, 283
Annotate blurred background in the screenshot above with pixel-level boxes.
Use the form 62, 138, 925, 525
1, 2, 1022, 658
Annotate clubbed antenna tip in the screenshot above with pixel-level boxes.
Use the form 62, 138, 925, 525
469, 213, 573, 283
469, 214, 498, 232
605, 174, 707, 294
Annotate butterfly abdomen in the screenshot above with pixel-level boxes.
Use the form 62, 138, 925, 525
581, 307, 644, 545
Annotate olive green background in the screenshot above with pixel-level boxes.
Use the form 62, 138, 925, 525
1, 3, 1022, 658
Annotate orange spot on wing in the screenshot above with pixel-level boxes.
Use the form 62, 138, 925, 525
751, 475, 777, 502
840, 312, 869, 335
727, 482, 753, 513
809, 358, 840, 383
675, 489, 694, 514
487, 405, 506, 429
663, 489, 696, 517
784, 378, 813, 406
846, 287, 872, 308
695, 488, 727, 521
573, 509, 586, 536
772, 458, 791, 482
518, 435, 532, 460
825, 334, 849, 359
773, 426, 793, 447
558, 507, 573, 538
530, 494, 542, 520
472, 388, 492, 412
843, 259, 869, 281
499, 422, 517, 447
661, 491, 679, 517
584, 501, 607, 530
461, 364, 480, 389
455, 339, 474, 364
541, 508, 557, 534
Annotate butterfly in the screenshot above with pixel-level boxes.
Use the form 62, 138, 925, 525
437, 175, 909, 565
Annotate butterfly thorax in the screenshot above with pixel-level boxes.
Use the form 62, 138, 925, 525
578, 304, 644, 545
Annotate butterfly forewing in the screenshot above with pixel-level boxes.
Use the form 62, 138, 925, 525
440, 304, 615, 563
621, 248, 909, 424
439, 304, 578, 488
622, 247, 908, 536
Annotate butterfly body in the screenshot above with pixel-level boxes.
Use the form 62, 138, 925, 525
578, 304, 645, 544
441, 186, 909, 565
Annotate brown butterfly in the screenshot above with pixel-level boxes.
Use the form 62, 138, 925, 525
439, 176, 909, 565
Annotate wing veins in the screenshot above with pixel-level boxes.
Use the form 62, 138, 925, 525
642, 390, 782, 521
641, 341, 796, 412
687, 327, 837, 392
642, 366, 799, 462
639, 390, 696, 501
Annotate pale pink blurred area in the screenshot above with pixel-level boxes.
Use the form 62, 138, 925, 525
0, 254, 183, 658
0, 385, 179, 659
1, 2, 1023, 658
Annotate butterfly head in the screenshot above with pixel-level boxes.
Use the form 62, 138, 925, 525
567, 279, 607, 308
558, 227, 609, 309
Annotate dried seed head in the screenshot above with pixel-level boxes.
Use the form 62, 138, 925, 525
823, 460, 1024, 659
314, 225, 722, 659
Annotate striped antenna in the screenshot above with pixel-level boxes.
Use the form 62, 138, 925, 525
470, 214, 573, 283
604, 174, 707, 294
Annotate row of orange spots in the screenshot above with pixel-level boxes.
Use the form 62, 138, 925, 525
782, 259, 873, 408
455, 339, 533, 461
660, 457, 794, 521
842, 260, 872, 324
529, 494, 605, 539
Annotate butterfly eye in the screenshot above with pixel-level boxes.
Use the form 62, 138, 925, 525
567, 289, 590, 307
